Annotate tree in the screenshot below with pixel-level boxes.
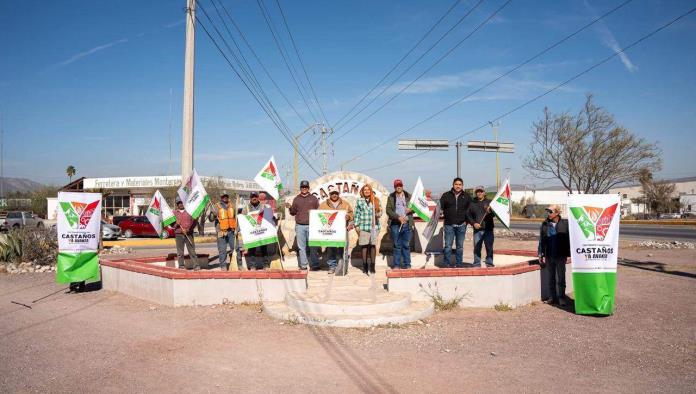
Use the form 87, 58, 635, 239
523, 94, 661, 194
638, 170, 679, 214
66, 165, 77, 182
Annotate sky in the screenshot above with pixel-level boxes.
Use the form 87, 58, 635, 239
1, 0, 695, 192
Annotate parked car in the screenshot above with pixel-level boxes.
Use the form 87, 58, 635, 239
0, 211, 44, 231
658, 213, 681, 219
111, 216, 131, 226
681, 212, 696, 219
101, 220, 121, 240
118, 216, 175, 239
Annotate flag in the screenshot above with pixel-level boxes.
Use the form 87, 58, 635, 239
254, 156, 283, 200
309, 210, 347, 247
178, 169, 209, 219
568, 194, 620, 315
489, 176, 512, 229
408, 177, 430, 222
238, 206, 278, 249
56, 192, 102, 284
420, 204, 441, 254
145, 190, 175, 238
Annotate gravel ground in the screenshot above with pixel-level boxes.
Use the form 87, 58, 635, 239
1, 239, 694, 393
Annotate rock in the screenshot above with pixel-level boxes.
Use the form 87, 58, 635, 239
490, 352, 497, 356
8, 263, 17, 271
0, 265, 6, 274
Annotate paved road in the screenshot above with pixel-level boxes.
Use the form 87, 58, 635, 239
510, 222, 696, 241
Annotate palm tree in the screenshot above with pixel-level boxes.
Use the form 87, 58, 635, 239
66, 165, 77, 182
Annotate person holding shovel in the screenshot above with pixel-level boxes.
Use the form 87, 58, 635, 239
173, 198, 200, 271
468, 185, 494, 268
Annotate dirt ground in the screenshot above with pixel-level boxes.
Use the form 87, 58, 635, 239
1, 239, 695, 393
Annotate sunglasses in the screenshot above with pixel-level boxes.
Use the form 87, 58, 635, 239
545, 209, 555, 214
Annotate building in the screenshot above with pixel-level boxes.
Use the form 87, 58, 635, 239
46, 175, 259, 220
610, 176, 696, 215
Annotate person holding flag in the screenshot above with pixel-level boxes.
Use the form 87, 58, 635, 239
208, 193, 238, 271
468, 186, 495, 268
242, 192, 272, 270
319, 189, 354, 274
173, 198, 200, 271
286, 180, 320, 270
386, 179, 414, 269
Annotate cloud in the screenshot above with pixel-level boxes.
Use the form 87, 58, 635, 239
163, 19, 185, 29
383, 65, 578, 101
584, 1, 637, 73
53, 38, 129, 68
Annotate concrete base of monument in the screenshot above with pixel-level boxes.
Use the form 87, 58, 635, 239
263, 268, 434, 328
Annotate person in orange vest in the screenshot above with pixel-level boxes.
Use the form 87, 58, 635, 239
208, 193, 238, 271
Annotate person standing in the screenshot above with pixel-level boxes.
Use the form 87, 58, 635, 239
469, 186, 494, 268
319, 190, 354, 274
538, 205, 571, 306
173, 198, 200, 270
287, 180, 319, 270
440, 177, 472, 268
208, 193, 238, 271
386, 179, 414, 269
243, 192, 271, 270
354, 184, 381, 274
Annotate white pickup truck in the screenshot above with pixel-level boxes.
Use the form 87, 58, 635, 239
0, 211, 45, 231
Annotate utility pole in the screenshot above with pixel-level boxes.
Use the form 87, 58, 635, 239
319, 123, 332, 175
181, 0, 196, 182
490, 121, 501, 189
0, 111, 3, 199
454, 141, 463, 178
168, 88, 173, 176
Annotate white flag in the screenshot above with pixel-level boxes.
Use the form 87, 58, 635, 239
178, 169, 210, 219
145, 190, 175, 238
253, 156, 283, 200
408, 177, 430, 222
490, 176, 512, 229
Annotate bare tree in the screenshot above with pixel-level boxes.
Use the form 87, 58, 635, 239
638, 170, 679, 214
523, 94, 661, 194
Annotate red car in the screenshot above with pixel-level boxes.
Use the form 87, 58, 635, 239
118, 216, 175, 239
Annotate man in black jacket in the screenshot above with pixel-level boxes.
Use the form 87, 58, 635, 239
469, 186, 494, 268
440, 177, 473, 268
537, 205, 571, 305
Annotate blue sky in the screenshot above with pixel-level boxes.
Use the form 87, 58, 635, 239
1, 0, 695, 192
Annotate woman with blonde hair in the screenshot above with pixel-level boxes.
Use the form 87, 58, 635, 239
353, 184, 381, 274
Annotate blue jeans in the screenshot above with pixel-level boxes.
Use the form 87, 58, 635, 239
325, 247, 344, 269
216, 231, 237, 269
295, 224, 319, 269
473, 229, 494, 267
444, 224, 466, 267
389, 223, 412, 268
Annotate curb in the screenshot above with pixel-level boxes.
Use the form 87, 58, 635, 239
103, 236, 216, 248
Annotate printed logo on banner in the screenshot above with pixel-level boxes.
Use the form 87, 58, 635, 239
243, 211, 269, 236
317, 212, 338, 235
496, 183, 511, 206
569, 203, 618, 241
60, 200, 100, 230
148, 197, 161, 217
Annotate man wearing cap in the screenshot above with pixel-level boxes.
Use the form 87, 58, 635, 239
468, 186, 495, 268
440, 177, 473, 268
174, 198, 200, 270
537, 205, 571, 306
319, 189, 354, 274
242, 192, 272, 270
386, 179, 414, 269
286, 180, 320, 270
208, 193, 238, 271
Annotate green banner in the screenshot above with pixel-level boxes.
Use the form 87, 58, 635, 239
572, 272, 616, 315
56, 251, 100, 284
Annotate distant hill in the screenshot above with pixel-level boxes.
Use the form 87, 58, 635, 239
0, 177, 45, 194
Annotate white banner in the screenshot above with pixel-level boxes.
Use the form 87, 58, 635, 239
490, 176, 512, 229
408, 177, 430, 222
254, 156, 283, 200
308, 210, 347, 247
238, 206, 278, 249
568, 194, 621, 273
178, 169, 210, 219
57, 192, 102, 252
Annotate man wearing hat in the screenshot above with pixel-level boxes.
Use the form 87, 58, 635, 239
242, 191, 272, 270
468, 185, 495, 268
537, 205, 570, 306
208, 193, 238, 271
174, 198, 200, 270
319, 189, 354, 274
287, 180, 319, 270
386, 179, 414, 269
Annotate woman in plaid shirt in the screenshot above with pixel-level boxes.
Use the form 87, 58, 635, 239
354, 184, 381, 274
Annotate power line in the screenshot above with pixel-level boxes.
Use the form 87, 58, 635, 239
194, 3, 320, 175
331, 0, 465, 131
274, 0, 331, 128
340, 0, 634, 165
256, 0, 320, 123
211, 0, 310, 126
357, 4, 696, 173
333, 0, 510, 142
